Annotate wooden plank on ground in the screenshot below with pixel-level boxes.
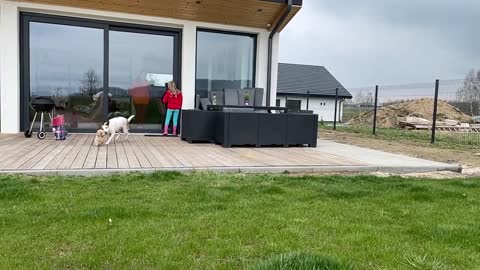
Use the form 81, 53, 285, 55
0, 136, 37, 164
106, 141, 118, 169
57, 134, 89, 169
31, 138, 70, 170
95, 143, 107, 169
70, 135, 94, 169
0, 136, 47, 170
122, 138, 141, 168
128, 136, 151, 168
83, 141, 99, 169
115, 137, 129, 169
44, 134, 79, 170
144, 137, 185, 168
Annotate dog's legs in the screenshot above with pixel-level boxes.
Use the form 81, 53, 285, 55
124, 128, 129, 141
115, 133, 121, 140
106, 131, 115, 145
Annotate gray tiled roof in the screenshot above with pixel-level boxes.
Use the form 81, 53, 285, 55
277, 63, 352, 98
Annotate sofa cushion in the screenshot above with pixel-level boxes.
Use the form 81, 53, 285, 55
199, 98, 211, 110
224, 89, 239, 105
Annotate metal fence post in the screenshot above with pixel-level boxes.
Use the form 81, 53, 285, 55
373, 85, 379, 135
306, 90, 310, 110
431, 79, 440, 144
333, 88, 339, 130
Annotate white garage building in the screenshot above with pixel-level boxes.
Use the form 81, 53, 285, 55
276, 63, 352, 122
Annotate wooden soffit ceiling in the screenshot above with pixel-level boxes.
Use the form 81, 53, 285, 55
13, 0, 302, 30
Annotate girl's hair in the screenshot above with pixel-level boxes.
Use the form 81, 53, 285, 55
167, 81, 180, 94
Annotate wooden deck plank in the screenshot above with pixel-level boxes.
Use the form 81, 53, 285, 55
44, 134, 79, 170
106, 142, 118, 169
31, 138, 70, 170
186, 145, 232, 167
226, 148, 277, 166
0, 134, 369, 172
95, 144, 107, 169
115, 138, 130, 169
83, 141, 99, 169
135, 136, 166, 168
140, 136, 183, 167
0, 136, 48, 170
159, 144, 193, 167
16, 138, 59, 170
0, 134, 21, 146
128, 136, 151, 168
208, 146, 254, 167
121, 138, 141, 168
0, 136, 36, 164
132, 135, 164, 168
3, 144, 52, 170
57, 134, 89, 169
177, 145, 219, 167
70, 135, 94, 169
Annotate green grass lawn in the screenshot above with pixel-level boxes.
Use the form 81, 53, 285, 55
1, 172, 480, 269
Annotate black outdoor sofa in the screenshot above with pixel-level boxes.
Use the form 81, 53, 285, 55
181, 88, 318, 148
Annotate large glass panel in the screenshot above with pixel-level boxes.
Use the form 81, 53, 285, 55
29, 22, 104, 129
109, 30, 174, 130
196, 30, 255, 98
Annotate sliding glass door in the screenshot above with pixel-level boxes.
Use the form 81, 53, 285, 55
26, 21, 104, 129
109, 29, 175, 131
195, 29, 256, 98
21, 13, 181, 132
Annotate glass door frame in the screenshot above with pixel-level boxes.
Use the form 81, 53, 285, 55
20, 12, 182, 132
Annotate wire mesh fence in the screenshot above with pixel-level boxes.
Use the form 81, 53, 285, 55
435, 78, 480, 145
330, 78, 480, 146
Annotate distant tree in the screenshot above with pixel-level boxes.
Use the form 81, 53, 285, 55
354, 90, 374, 106
79, 68, 101, 96
457, 69, 480, 116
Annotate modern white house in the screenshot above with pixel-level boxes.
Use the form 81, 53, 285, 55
276, 63, 352, 122
0, 0, 302, 133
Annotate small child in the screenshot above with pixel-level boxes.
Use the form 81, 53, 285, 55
162, 81, 183, 136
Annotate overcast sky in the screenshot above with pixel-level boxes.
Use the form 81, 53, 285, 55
279, 0, 479, 88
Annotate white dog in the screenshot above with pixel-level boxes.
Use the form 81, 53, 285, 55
102, 115, 135, 145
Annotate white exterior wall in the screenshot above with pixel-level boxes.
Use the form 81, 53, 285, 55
0, 0, 278, 133
276, 95, 344, 122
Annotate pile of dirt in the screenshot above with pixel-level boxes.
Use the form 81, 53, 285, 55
348, 98, 472, 128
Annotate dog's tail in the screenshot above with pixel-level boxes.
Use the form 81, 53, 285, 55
127, 115, 135, 123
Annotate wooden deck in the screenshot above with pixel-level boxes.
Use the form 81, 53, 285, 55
0, 134, 365, 174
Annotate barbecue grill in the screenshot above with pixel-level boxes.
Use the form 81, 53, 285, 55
24, 96, 55, 139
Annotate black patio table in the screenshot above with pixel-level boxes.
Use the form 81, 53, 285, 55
181, 105, 317, 148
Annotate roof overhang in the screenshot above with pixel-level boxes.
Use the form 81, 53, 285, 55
12, 0, 302, 30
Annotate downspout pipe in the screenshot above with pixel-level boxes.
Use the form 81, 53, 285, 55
266, 0, 292, 106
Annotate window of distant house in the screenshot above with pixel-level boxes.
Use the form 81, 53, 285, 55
195, 29, 256, 98
286, 100, 301, 112
276, 99, 281, 107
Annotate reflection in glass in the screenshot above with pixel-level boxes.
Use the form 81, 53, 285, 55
196, 31, 255, 98
109, 30, 174, 130
29, 22, 104, 129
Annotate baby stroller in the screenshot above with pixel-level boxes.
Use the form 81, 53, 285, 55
24, 96, 55, 140
52, 115, 67, 140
